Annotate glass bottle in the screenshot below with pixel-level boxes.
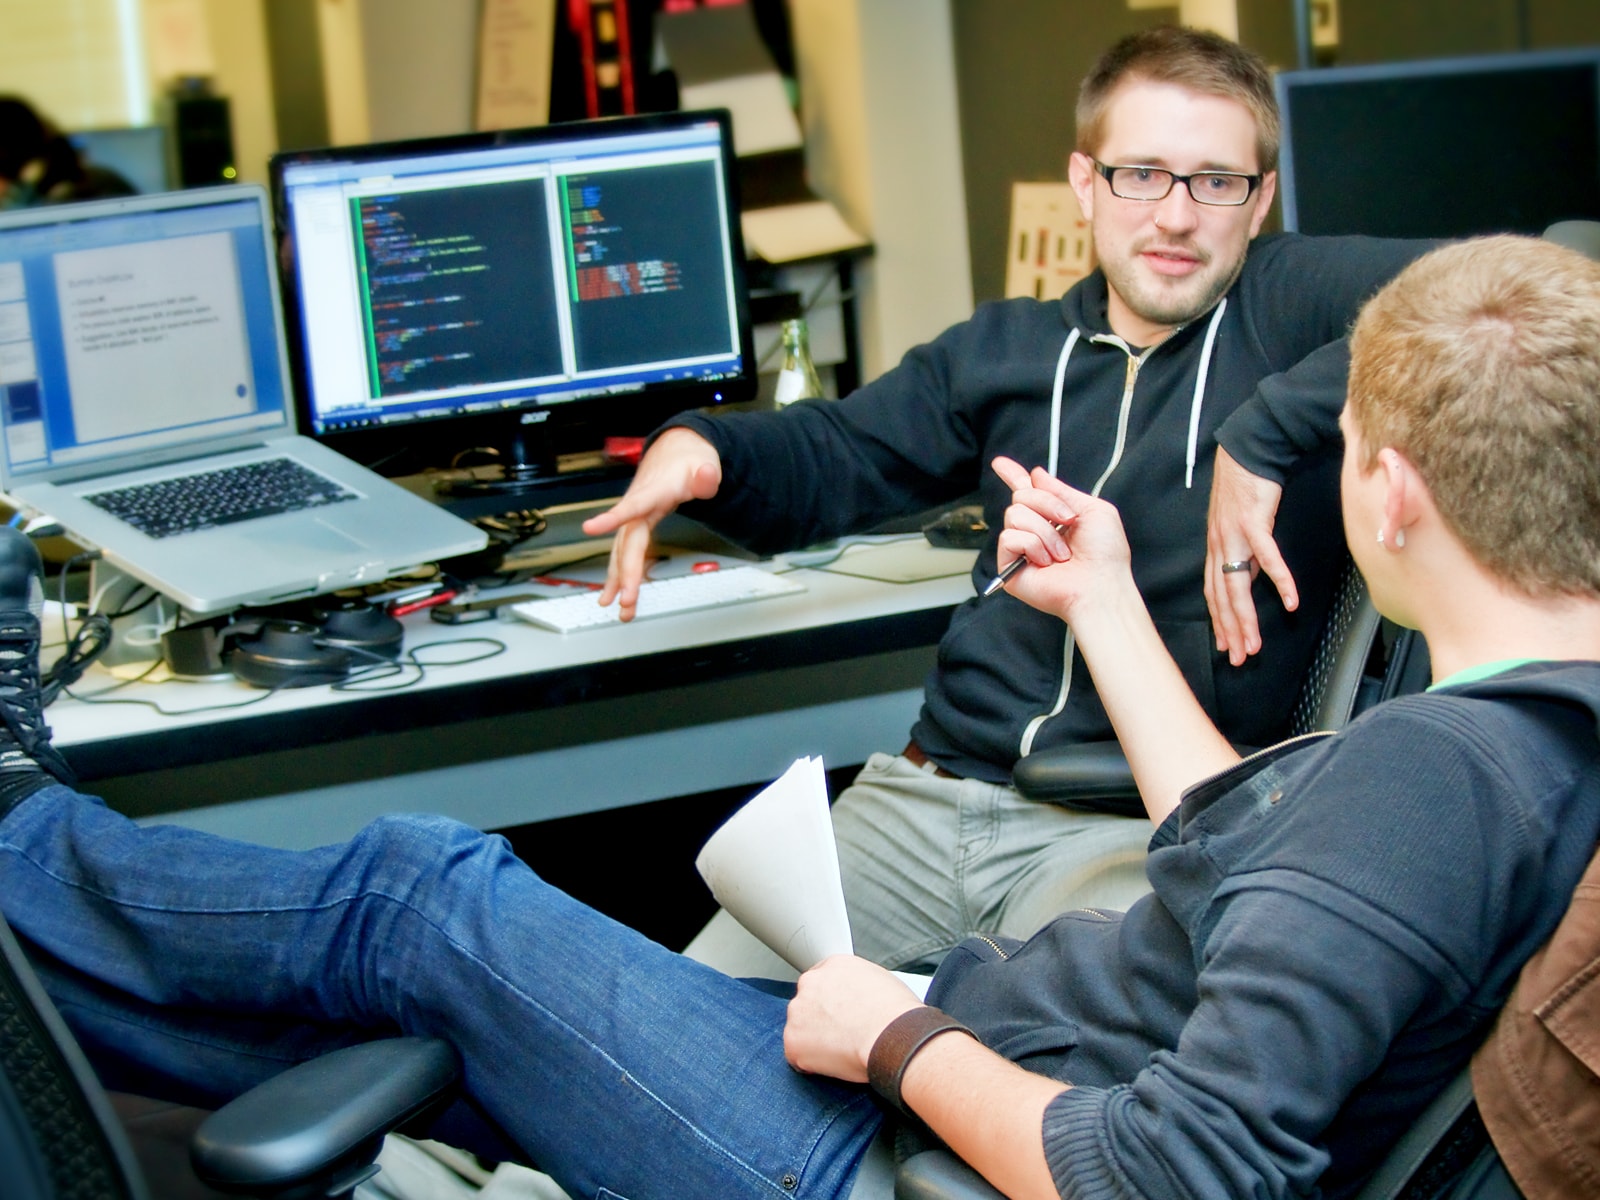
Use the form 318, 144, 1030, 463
774, 317, 825, 406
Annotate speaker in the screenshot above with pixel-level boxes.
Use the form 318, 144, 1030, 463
160, 600, 405, 688
310, 598, 405, 659
164, 89, 234, 186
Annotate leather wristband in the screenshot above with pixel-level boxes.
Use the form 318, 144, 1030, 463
867, 1006, 977, 1116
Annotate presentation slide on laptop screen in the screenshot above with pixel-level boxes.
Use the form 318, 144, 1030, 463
0, 197, 290, 477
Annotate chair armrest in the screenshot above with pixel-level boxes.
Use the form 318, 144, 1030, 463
896, 1149, 1006, 1200
1010, 741, 1143, 817
191, 1036, 460, 1198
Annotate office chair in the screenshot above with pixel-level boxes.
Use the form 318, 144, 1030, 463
1012, 559, 1430, 816
893, 1062, 1521, 1200
0, 909, 459, 1200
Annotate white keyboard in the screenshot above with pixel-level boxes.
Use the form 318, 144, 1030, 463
509, 566, 807, 633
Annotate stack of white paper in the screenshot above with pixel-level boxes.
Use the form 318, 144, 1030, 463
695, 756, 851, 973
695, 756, 932, 999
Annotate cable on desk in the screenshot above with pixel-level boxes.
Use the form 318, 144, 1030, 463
60, 636, 509, 715
63, 668, 285, 717
42, 614, 112, 705
34, 547, 114, 705
330, 637, 508, 694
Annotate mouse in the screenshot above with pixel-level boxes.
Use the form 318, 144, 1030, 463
921, 506, 989, 550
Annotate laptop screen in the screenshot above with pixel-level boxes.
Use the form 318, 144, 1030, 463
0, 189, 292, 488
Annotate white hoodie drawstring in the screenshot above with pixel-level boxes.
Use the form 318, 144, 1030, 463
1184, 299, 1228, 488
1045, 328, 1080, 479
1021, 307, 1226, 759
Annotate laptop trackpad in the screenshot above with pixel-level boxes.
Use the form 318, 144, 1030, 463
245, 518, 375, 554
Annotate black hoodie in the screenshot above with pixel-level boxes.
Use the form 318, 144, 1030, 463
671, 233, 1429, 781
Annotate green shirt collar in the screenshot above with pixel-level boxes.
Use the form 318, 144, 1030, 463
1428, 658, 1545, 691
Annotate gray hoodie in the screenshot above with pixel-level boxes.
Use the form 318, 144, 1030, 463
925, 662, 1600, 1199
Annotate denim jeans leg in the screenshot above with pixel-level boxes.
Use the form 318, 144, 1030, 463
0, 787, 883, 1200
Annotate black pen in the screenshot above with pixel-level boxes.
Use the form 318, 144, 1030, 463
982, 521, 1070, 597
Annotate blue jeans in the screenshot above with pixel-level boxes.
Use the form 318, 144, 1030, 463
0, 786, 883, 1199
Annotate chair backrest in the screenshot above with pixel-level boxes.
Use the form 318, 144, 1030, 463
0, 910, 149, 1200
1352, 1068, 1523, 1200
1288, 558, 1383, 735
1288, 557, 1432, 737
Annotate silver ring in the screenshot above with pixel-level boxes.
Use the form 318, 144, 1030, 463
1220, 558, 1254, 574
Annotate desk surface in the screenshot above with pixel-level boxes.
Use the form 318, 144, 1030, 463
52, 545, 977, 786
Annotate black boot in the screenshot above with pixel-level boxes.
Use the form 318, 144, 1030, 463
0, 527, 74, 819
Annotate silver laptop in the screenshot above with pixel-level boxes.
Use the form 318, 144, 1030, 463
0, 185, 485, 615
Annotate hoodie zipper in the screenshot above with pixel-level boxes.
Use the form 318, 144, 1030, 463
1018, 302, 1228, 762
1020, 339, 1151, 758
973, 934, 1011, 960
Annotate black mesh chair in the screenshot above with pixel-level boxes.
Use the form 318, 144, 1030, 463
0, 909, 459, 1200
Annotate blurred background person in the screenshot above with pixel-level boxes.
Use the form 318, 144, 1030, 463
0, 95, 135, 208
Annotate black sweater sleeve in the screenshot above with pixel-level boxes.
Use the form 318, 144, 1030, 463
659, 313, 1010, 553
1216, 235, 1438, 484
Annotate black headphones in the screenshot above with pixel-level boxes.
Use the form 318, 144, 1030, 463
162, 599, 405, 688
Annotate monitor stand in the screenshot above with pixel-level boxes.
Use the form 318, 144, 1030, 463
431, 409, 635, 516
437, 411, 563, 499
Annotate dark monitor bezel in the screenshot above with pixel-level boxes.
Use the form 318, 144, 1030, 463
1276, 46, 1600, 238
267, 109, 756, 492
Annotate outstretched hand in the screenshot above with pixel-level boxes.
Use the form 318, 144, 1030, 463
1204, 447, 1297, 665
990, 456, 1134, 624
581, 428, 722, 620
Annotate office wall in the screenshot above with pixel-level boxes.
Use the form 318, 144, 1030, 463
791, 0, 975, 382
1338, 0, 1600, 63
951, 1, 1178, 306
355, 0, 478, 142
201, 0, 277, 185
950, 0, 1600, 304
264, 0, 330, 153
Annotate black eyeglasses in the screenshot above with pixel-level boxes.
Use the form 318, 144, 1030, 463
1093, 161, 1262, 207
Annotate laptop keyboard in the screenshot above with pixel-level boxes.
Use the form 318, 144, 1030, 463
85, 457, 359, 539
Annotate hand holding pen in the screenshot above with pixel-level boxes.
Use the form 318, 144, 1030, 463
983, 521, 1072, 595
985, 457, 1078, 596
985, 457, 1132, 616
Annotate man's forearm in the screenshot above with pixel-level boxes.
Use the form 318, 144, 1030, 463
899, 1030, 1067, 1200
1068, 577, 1241, 824
1215, 339, 1350, 483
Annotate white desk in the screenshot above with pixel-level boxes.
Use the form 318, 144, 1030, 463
52, 549, 976, 848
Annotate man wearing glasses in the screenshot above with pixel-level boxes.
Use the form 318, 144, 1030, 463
587, 26, 1428, 974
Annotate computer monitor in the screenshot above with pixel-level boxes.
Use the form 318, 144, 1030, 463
1276, 47, 1600, 239
67, 126, 171, 195
269, 109, 755, 502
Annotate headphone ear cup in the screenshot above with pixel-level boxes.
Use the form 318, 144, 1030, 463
228, 620, 353, 688
313, 599, 404, 659
161, 618, 235, 679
